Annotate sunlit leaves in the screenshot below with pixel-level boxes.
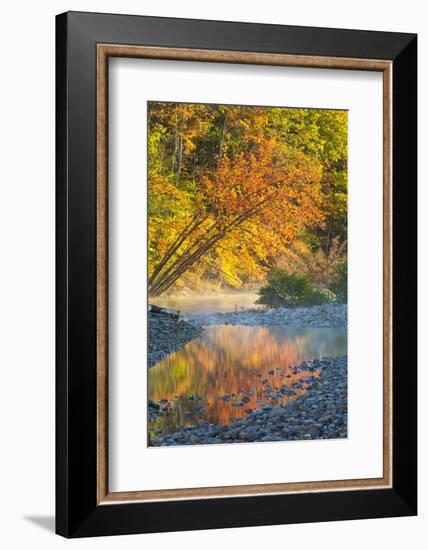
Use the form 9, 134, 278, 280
147, 102, 347, 295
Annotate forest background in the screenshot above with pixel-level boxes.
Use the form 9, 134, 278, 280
147, 102, 348, 306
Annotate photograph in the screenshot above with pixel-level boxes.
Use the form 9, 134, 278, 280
0, 1, 420, 545
147, 101, 348, 447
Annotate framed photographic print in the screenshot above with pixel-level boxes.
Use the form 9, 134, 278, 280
56, 11, 417, 537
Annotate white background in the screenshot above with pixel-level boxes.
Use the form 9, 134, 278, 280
110, 59, 383, 492
0, 1, 425, 548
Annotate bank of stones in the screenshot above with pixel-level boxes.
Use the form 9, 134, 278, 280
149, 355, 347, 445
148, 309, 204, 368
187, 303, 347, 329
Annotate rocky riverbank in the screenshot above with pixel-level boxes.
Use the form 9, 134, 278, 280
148, 309, 204, 367
149, 355, 347, 445
187, 303, 347, 329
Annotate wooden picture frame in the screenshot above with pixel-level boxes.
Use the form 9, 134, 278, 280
56, 11, 417, 537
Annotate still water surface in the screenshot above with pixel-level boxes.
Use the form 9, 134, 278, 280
148, 325, 347, 432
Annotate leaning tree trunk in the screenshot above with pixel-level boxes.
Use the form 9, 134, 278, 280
148, 192, 280, 296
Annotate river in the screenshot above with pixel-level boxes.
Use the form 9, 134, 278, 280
148, 324, 347, 435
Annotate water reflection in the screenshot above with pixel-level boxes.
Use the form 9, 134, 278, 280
148, 325, 347, 434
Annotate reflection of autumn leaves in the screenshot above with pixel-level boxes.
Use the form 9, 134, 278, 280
150, 326, 302, 389
201, 325, 308, 377
148, 325, 343, 426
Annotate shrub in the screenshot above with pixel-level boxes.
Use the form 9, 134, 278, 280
256, 269, 330, 308
328, 262, 347, 303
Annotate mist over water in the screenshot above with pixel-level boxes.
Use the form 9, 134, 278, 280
150, 291, 260, 313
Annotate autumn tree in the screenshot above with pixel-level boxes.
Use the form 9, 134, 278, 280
147, 102, 346, 296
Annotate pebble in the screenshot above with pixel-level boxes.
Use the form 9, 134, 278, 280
148, 312, 204, 368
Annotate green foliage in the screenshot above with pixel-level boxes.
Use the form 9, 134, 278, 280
255, 269, 330, 308
266, 108, 348, 248
328, 262, 348, 303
